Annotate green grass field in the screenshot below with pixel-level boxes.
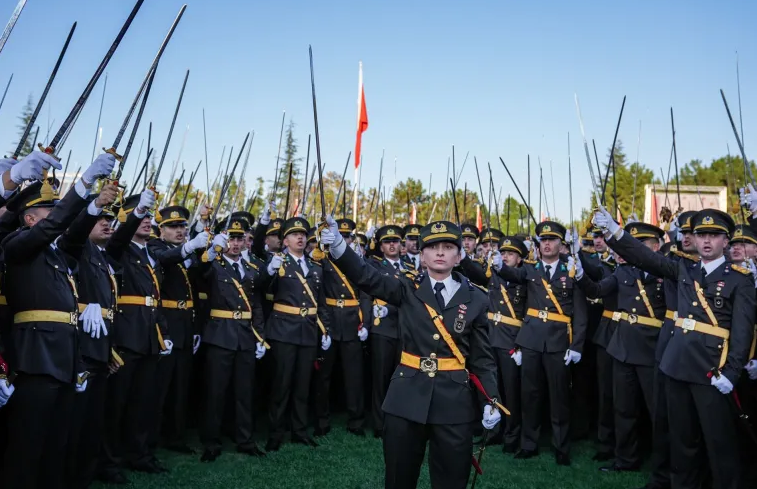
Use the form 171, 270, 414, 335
94, 416, 648, 489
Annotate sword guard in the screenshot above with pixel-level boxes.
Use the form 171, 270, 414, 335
103, 147, 123, 162
38, 143, 60, 161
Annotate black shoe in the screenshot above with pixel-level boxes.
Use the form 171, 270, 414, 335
97, 471, 130, 485
347, 428, 366, 437
165, 442, 196, 454
514, 449, 538, 460
237, 444, 266, 457
592, 451, 614, 462
556, 452, 571, 466
292, 435, 318, 447
600, 464, 639, 473
265, 439, 281, 452
200, 448, 221, 462
373, 430, 383, 439
313, 426, 331, 437
502, 442, 518, 454
128, 460, 164, 474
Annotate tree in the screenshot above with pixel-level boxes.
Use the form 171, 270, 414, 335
12, 94, 36, 157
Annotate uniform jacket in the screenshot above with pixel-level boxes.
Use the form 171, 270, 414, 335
2, 189, 89, 383
334, 245, 498, 425
579, 250, 618, 348
320, 257, 372, 342
609, 231, 756, 385
365, 256, 406, 340
656, 250, 698, 363
498, 258, 589, 354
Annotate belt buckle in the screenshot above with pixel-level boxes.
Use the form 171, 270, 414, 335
232, 311, 243, 320
682, 318, 696, 331
105, 309, 114, 321
177, 300, 187, 310
627, 314, 638, 324
537, 310, 548, 321
492, 312, 502, 324
145, 296, 154, 307
299, 307, 309, 317
336, 299, 345, 308
419, 357, 438, 373
673, 311, 679, 321
612, 311, 622, 321
70, 311, 78, 325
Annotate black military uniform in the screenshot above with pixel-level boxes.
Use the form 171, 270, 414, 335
147, 206, 199, 452
265, 217, 331, 451
101, 194, 171, 476
366, 225, 409, 438
314, 218, 371, 435
497, 221, 588, 463
200, 217, 267, 461
402, 224, 421, 271
2, 180, 91, 489
331, 220, 501, 489
606, 209, 755, 489
578, 222, 666, 471
57, 198, 123, 488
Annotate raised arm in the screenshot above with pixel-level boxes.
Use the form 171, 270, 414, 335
577, 271, 619, 299
496, 262, 528, 284
330, 240, 404, 307
607, 231, 678, 280
459, 256, 489, 286
721, 279, 757, 385
579, 251, 608, 281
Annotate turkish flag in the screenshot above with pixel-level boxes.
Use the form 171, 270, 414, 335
354, 62, 368, 170
476, 205, 482, 231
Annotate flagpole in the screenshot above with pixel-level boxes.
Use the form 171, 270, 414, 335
353, 61, 363, 223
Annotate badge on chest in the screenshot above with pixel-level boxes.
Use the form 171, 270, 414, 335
454, 305, 467, 333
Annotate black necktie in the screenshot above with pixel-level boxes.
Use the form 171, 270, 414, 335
297, 258, 306, 275
544, 264, 552, 280
701, 265, 707, 284
142, 247, 151, 267
232, 262, 242, 281
434, 282, 446, 311
394, 262, 400, 271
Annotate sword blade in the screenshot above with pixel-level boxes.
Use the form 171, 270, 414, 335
153, 69, 190, 185
0, 0, 27, 56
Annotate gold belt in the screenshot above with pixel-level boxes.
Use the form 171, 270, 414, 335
400, 351, 466, 376
265, 293, 274, 302
210, 309, 252, 320
0, 295, 7, 306
77, 303, 114, 320
118, 296, 157, 307
197, 292, 208, 300
487, 311, 523, 328
161, 299, 194, 310
273, 303, 317, 317
604, 310, 662, 328
14, 310, 78, 326
674, 317, 729, 368
665, 310, 678, 321
526, 308, 571, 324
325, 298, 359, 308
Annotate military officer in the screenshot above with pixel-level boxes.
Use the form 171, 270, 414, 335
321, 217, 502, 489
479, 227, 502, 256
728, 224, 757, 263
493, 221, 588, 465
594, 206, 755, 489
402, 224, 421, 271
252, 202, 284, 260
460, 223, 480, 257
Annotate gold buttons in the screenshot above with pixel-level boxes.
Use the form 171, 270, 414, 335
635, 296, 640, 301
433, 334, 440, 340
430, 353, 437, 359
428, 372, 436, 378
692, 301, 698, 306
399, 372, 404, 377
632, 308, 636, 313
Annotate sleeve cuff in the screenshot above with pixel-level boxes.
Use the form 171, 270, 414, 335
74, 180, 90, 199
133, 208, 147, 219
86, 200, 103, 216
330, 238, 347, 259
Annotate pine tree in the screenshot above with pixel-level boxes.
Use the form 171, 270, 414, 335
273, 119, 302, 215
12, 93, 36, 157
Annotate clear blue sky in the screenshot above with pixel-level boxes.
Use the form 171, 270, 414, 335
0, 0, 754, 222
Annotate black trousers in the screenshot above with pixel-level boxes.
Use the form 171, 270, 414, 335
383, 414, 473, 489
520, 348, 570, 454
613, 359, 654, 468
100, 351, 159, 473
201, 344, 256, 450
370, 335, 400, 433
570, 341, 596, 440
666, 375, 740, 489
66, 364, 109, 489
267, 340, 316, 442
315, 338, 365, 430
595, 345, 615, 454
494, 347, 521, 448
4, 373, 75, 489
647, 365, 672, 489
152, 346, 193, 446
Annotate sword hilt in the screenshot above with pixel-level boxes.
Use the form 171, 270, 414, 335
38, 142, 60, 161
103, 147, 123, 162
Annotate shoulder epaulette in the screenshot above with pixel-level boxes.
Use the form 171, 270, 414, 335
731, 263, 751, 275
524, 259, 537, 265
309, 259, 322, 267
671, 249, 700, 263
248, 261, 259, 271
469, 281, 488, 293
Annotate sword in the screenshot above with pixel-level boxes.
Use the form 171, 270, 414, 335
227, 131, 254, 216
181, 159, 202, 208
721, 89, 755, 187
574, 93, 601, 200
13, 22, 76, 159
300, 135, 313, 216
671, 108, 682, 211
168, 169, 185, 205
89, 72, 107, 164
474, 157, 489, 227
152, 70, 190, 188
283, 158, 294, 220
0, 0, 27, 57
58, 150, 72, 190
270, 110, 286, 202
219, 133, 251, 232
309, 46, 326, 226
500, 157, 538, 226
330, 151, 352, 216
600, 96, 627, 205
0, 73, 13, 115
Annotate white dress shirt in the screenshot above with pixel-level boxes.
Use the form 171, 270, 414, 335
428, 274, 460, 306
224, 255, 245, 279
541, 259, 559, 280
131, 241, 156, 267
288, 252, 309, 276
407, 253, 420, 270
701, 255, 726, 276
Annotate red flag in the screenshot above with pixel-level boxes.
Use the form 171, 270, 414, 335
354, 62, 368, 170
616, 207, 624, 226
650, 192, 659, 226
476, 205, 482, 231
410, 202, 417, 224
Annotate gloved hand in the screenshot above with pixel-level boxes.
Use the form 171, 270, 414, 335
260, 201, 277, 225
0, 381, 14, 407
350, 242, 364, 258
574, 255, 584, 280
267, 254, 284, 276
740, 184, 757, 215
10, 151, 63, 184
319, 215, 343, 248
711, 372, 734, 394
212, 233, 228, 251
321, 334, 332, 351
481, 405, 501, 430
193, 335, 201, 355
564, 349, 582, 365
373, 304, 388, 318
358, 326, 369, 342
184, 231, 209, 255
592, 204, 620, 237
491, 251, 503, 271
0, 157, 16, 177
81, 153, 116, 185
570, 228, 581, 256
255, 342, 266, 360
745, 360, 757, 380
365, 225, 376, 240
160, 339, 174, 356
75, 374, 88, 393
137, 188, 156, 214
510, 349, 522, 366
626, 212, 639, 224
80, 303, 108, 339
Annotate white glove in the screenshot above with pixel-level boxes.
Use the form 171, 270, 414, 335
321, 334, 332, 351
0, 381, 14, 407
481, 405, 501, 430
510, 349, 522, 366
626, 212, 639, 224
184, 231, 209, 254
570, 228, 581, 256
81, 153, 116, 185
745, 360, 757, 380
260, 201, 277, 225
0, 157, 16, 177
358, 326, 369, 342
373, 304, 388, 318
137, 188, 156, 214
80, 303, 108, 339
161, 339, 174, 356
75, 374, 88, 393
592, 204, 620, 237
574, 255, 584, 280
491, 251, 503, 271
365, 225, 376, 240
255, 342, 266, 359
710, 373, 734, 394
9, 151, 63, 184
350, 242, 364, 258
193, 335, 201, 355
267, 254, 284, 276
564, 349, 582, 365
212, 233, 228, 251
740, 184, 757, 215
194, 219, 207, 233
